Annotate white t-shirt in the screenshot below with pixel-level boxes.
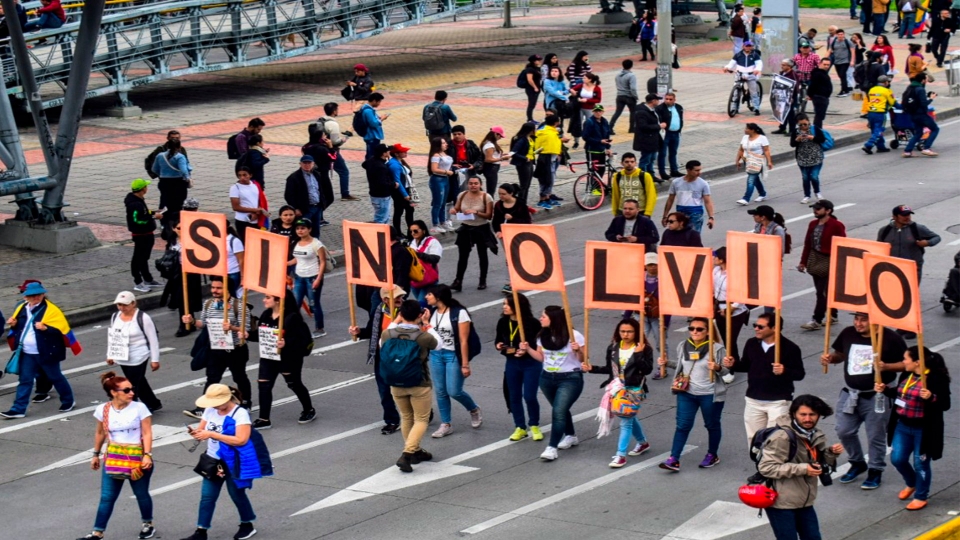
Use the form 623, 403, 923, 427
668, 177, 711, 210
618, 345, 633, 371
229, 182, 260, 223
93, 401, 151, 445
539, 330, 586, 373
109, 309, 160, 366
201, 405, 251, 459
482, 141, 502, 161
412, 236, 443, 260
292, 238, 325, 278
740, 135, 770, 157
430, 154, 454, 175
226, 235, 244, 274
430, 307, 471, 351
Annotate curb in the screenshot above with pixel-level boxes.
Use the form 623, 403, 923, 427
913, 516, 960, 540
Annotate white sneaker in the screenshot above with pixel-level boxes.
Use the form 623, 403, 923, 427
816, 192, 824, 200
754, 196, 766, 202
133, 283, 151, 293
722, 373, 735, 384
540, 446, 559, 461
444, 220, 455, 231
470, 407, 483, 428
800, 197, 810, 204
430, 226, 445, 235
431, 423, 453, 438
557, 435, 580, 450
735, 199, 749, 205
800, 320, 822, 331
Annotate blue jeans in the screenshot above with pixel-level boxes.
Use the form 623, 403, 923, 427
742, 172, 767, 201
638, 150, 658, 176
364, 139, 381, 161
505, 357, 541, 429
899, 13, 916, 37
800, 164, 822, 197
428, 174, 449, 226
905, 114, 939, 152
658, 131, 681, 174
539, 371, 584, 448
24, 13, 64, 31
228, 272, 241, 299
333, 152, 351, 197
94, 466, 154, 531
293, 275, 324, 330
891, 422, 932, 500
11, 352, 74, 414
301, 204, 322, 239
850, 0, 858, 17
685, 211, 705, 233
617, 415, 648, 456
873, 13, 886, 35
197, 476, 256, 530
429, 349, 478, 424
670, 392, 724, 459
766, 506, 822, 540
370, 196, 392, 224
865, 112, 888, 150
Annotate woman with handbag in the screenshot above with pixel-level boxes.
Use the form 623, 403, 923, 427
492, 183, 532, 293
77, 372, 155, 540
150, 139, 193, 238
182, 385, 259, 540
495, 292, 543, 442
657, 318, 729, 472
449, 176, 496, 292
734, 123, 774, 206
587, 318, 654, 468
409, 220, 442, 304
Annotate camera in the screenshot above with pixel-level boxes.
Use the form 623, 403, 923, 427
812, 461, 834, 486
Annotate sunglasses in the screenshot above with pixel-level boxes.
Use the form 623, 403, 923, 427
117, 387, 134, 394
753, 324, 768, 329
666, 220, 678, 224
688, 326, 707, 332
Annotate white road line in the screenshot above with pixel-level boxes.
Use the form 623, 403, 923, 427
460, 445, 698, 535
932, 336, 960, 352
948, 238, 960, 246
741, 203, 856, 231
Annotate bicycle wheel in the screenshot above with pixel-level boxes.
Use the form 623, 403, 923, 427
573, 173, 605, 211
728, 85, 741, 117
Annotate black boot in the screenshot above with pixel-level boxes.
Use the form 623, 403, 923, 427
411, 448, 433, 464
450, 279, 463, 292
396, 452, 414, 473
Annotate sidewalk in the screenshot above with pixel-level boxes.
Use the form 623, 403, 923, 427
4, 5, 958, 323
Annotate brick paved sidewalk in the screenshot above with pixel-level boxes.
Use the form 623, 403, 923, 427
4, 4, 957, 320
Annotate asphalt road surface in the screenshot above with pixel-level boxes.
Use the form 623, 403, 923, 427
2, 122, 959, 540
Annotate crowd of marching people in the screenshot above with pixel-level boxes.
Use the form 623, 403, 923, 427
1, 10, 957, 540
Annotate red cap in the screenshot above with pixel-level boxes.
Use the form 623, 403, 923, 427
354, 63, 368, 72
391, 143, 411, 153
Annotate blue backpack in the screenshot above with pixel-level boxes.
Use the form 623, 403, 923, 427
813, 126, 835, 151
379, 332, 425, 388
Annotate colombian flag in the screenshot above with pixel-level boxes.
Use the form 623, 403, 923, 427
9, 301, 83, 356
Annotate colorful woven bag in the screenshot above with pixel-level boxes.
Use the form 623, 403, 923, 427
102, 404, 144, 481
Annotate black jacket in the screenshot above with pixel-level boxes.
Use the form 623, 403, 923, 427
9, 300, 66, 363
655, 103, 684, 133
884, 373, 951, 461
632, 105, 663, 153
604, 215, 660, 251
447, 140, 483, 173
729, 336, 805, 401
258, 308, 312, 362
807, 68, 833, 99
391, 242, 414, 292
124, 193, 157, 235
363, 157, 396, 198
284, 168, 333, 214
589, 342, 654, 389
494, 316, 542, 361
660, 226, 703, 247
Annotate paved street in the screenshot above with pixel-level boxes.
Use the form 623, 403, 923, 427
1, 120, 958, 539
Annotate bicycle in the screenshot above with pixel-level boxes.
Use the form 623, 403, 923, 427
570, 151, 620, 211
727, 71, 764, 118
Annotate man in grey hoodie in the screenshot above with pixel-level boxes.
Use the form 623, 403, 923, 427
877, 205, 941, 283
609, 59, 638, 135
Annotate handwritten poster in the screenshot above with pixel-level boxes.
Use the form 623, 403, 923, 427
208, 321, 234, 351
259, 327, 281, 361
106, 327, 129, 362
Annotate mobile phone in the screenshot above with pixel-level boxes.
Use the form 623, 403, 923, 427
185, 422, 194, 433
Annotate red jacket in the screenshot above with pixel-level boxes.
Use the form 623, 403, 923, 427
37, 0, 66, 22
800, 216, 846, 266
571, 84, 602, 111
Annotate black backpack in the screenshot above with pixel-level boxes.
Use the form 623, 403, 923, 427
352, 108, 369, 138
154, 247, 179, 279
422, 103, 445, 132
111, 310, 158, 358
748, 426, 798, 482
516, 70, 528, 89
308, 117, 328, 138
901, 86, 923, 115
450, 307, 482, 361
227, 132, 242, 160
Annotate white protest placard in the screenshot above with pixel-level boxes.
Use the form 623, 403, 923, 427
259, 327, 281, 361
207, 320, 234, 351
106, 327, 129, 361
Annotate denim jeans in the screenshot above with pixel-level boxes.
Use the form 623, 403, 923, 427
429, 349, 478, 424
686, 211, 705, 233
898, 14, 916, 37
24, 13, 64, 31
301, 204, 322, 239
228, 272, 242, 299
370, 196, 393, 224
333, 152, 351, 197
505, 357, 542, 429
94, 466, 154, 532
742, 172, 767, 201
872, 13, 886, 35
11, 352, 74, 414
891, 422, 932, 500
197, 476, 256, 530
658, 131, 681, 174
374, 352, 400, 425
670, 391, 724, 459
865, 112, 888, 150
638, 150, 658, 176
539, 371, 584, 448
799, 165, 823, 198
850, 0, 858, 17
428, 174, 449, 226
905, 114, 939, 152
766, 506, 822, 540
617, 416, 648, 456
293, 275, 324, 330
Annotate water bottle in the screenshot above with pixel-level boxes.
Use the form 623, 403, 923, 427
874, 393, 886, 414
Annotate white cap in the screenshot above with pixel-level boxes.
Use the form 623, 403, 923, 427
114, 291, 136, 305
645, 253, 658, 266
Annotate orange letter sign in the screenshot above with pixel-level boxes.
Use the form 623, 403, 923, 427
658, 246, 713, 317
501, 224, 565, 292
828, 238, 891, 313
584, 241, 644, 311
242, 229, 290, 297
343, 221, 393, 287
181, 211, 228, 275
725, 231, 783, 308
863, 253, 922, 333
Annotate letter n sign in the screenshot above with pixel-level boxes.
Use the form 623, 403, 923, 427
343, 221, 392, 287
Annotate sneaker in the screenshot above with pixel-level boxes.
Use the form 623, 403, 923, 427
148, 404, 163, 413
530, 425, 544, 441
557, 435, 579, 450
396, 452, 414, 473
470, 407, 483, 428
411, 448, 433, 463
509, 427, 529, 441
59, 402, 76, 412
78, 534, 104, 540
861, 469, 883, 490
540, 446, 559, 461
318, 220, 331, 227
134, 283, 152, 293
735, 199, 749, 205
381, 423, 400, 435
876, 147, 890, 153
862, 146, 873, 155
31, 393, 51, 403
670, 170, 684, 178
839, 460, 868, 483
144, 280, 163, 288
139, 522, 156, 539
609, 455, 627, 468
609, 129, 617, 135
430, 226, 445, 235
549, 199, 562, 208
830, 315, 838, 324
252, 418, 272, 430
816, 192, 824, 200
800, 197, 811, 204
183, 407, 204, 420
431, 423, 453, 438
180, 529, 208, 540
722, 373, 735, 384
312, 329, 327, 338
549, 194, 564, 202
906, 499, 928, 511
898, 486, 917, 500
754, 196, 766, 203
800, 320, 822, 331
753, 110, 761, 116
628, 442, 651, 456
537, 201, 552, 209
698, 453, 720, 468
838, 91, 851, 98
341, 195, 361, 201
501, 283, 512, 293
298, 408, 317, 424
443, 220, 454, 231
1, 410, 25, 419
659, 456, 680, 472
920, 149, 938, 157
902, 152, 913, 158
651, 370, 664, 380
234, 522, 257, 540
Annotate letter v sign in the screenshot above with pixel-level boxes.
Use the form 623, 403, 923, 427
659, 246, 713, 317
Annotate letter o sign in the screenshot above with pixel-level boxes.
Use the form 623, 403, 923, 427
868, 262, 911, 319
510, 232, 554, 285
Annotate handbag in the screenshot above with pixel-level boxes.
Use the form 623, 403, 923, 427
193, 452, 225, 481
671, 357, 690, 394
411, 238, 439, 289
4, 307, 41, 376
806, 249, 830, 278
102, 404, 144, 481
745, 152, 764, 174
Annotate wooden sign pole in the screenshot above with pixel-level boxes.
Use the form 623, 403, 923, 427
708, 318, 716, 383
583, 307, 590, 370
181, 270, 191, 330
822, 315, 833, 374
917, 331, 927, 389
659, 314, 667, 379
560, 288, 589, 369
874, 325, 884, 386
347, 285, 357, 342
511, 288, 527, 344
774, 307, 782, 365
239, 289, 248, 346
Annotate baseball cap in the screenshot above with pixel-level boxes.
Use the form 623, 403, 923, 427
810, 199, 835, 210
294, 218, 313, 229
748, 205, 775, 219
299, 154, 315, 163
195, 384, 234, 409
391, 143, 411, 153
644, 253, 658, 266
877, 75, 890, 83
592, 104, 605, 112
114, 291, 136, 305
130, 178, 151, 192
353, 63, 368, 72
490, 126, 505, 137
743, 40, 754, 46
799, 40, 811, 48
892, 205, 914, 216
528, 54, 542, 62
380, 284, 407, 299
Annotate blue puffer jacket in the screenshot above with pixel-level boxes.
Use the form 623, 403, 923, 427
218, 410, 271, 489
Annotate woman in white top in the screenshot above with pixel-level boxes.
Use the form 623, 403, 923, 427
450, 176, 495, 292
519, 305, 586, 461
408, 220, 442, 304
428, 137, 457, 234
480, 126, 511, 195
226, 225, 245, 298
712, 247, 747, 384
734, 123, 774, 206
78, 371, 155, 540
229, 167, 267, 245
291, 217, 327, 338
107, 291, 162, 412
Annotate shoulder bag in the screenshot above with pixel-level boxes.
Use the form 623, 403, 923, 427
4, 307, 41, 376
671, 350, 692, 394
102, 404, 145, 481
806, 249, 830, 278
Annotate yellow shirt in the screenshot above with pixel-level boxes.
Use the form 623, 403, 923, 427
534, 125, 562, 155
611, 168, 657, 217
866, 85, 894, 113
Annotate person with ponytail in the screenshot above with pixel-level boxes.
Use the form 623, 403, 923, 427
77, 372, 155, 540
734, 123, 774, 206
492, 183, 532, 293
875, 346, 952, 511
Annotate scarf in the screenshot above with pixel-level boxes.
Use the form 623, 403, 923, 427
9, 300, 82, 355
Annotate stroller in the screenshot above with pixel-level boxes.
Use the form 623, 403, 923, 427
888, 107, 936, 150
941, 251, 960, 313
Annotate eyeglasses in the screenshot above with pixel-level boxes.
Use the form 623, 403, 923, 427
688, 326, 707, 332
753, 324, 768, 329
117, 387, 134, 394
410, 229, 422, 234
